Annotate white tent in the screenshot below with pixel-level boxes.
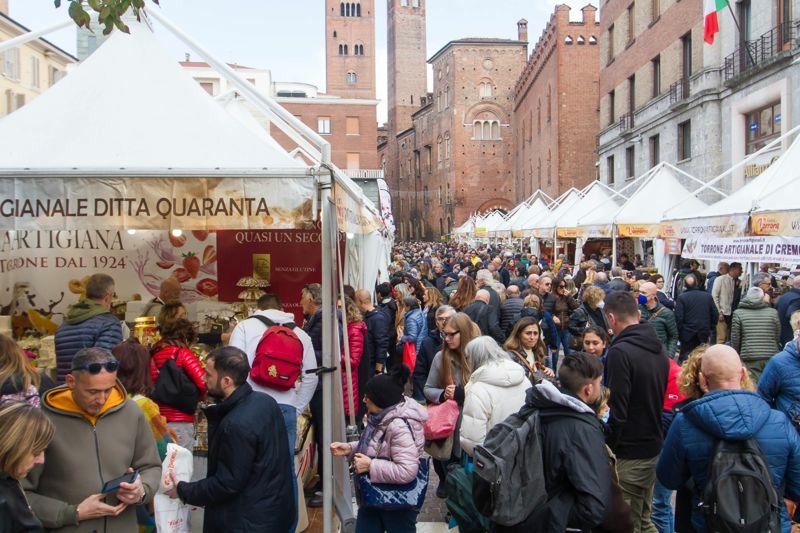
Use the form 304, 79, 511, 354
555, 181, 620, 233
516, 197, 554, 231
529, 188, 583, 236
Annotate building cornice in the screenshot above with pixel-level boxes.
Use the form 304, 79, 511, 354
275, 97, 380, 106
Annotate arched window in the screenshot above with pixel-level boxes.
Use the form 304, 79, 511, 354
437, 136, 443, 161
340, 2, 345, 16
437, 91, 442, 111
537, 158, 542, 188
445, 86, 450, 108
491, 121, 500, 139
444, 132, 451, 159
537, 99, 541, 132
482, 121, 491, 140
356, 3, 361, 16
345, 2, 350, 16
479, 81, 492, 98
412, 0, 419, 7
547, 85, 552, 123
565, 35, 574, 45
547, 150, 552, 185
472, 119, 501, 140
346, 71, 357, 84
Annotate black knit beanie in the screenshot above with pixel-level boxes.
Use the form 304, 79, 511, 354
364, 367, 409, 409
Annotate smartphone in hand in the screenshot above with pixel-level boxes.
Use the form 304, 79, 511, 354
100, 470, 138, 494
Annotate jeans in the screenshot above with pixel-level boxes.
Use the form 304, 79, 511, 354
355, 507, 417, 533
617, 456, 659, 533
558, 329, 573, 357
651, 478, 674, 533
279, 403, 298, 533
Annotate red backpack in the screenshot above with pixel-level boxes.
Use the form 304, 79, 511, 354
249, 315, 304, 391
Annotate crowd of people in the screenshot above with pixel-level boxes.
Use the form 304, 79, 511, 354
1, 241, 800, 532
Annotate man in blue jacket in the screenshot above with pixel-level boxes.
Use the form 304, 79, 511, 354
54, 273, 122, 383
167, 346, 294, 532
777, 277, 800, 346
657, 344, 800, 533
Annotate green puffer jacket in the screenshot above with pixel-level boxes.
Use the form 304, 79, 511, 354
731, 296, 781, 362
639, 303, 679, 357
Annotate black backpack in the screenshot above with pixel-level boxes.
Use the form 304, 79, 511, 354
151, 354, 200, 415
472, 406, 546, 526
701, 438, 780, 533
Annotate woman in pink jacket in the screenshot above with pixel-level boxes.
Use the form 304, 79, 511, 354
331, 366, 428, 533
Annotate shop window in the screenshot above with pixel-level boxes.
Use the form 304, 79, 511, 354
745, 101, 781, 154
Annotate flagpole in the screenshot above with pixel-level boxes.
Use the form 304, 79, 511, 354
725, 0, 757, 68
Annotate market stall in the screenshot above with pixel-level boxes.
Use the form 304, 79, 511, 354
551, 181, 621, 263
528, 188, 582, 262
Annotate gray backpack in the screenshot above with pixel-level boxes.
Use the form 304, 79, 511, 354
471, 407, 546, 526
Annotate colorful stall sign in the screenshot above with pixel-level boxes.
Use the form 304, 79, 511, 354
617, 224, 660, 238
682, 235, 800, 265
659, 214, 749, 239
750, 211, 800, 237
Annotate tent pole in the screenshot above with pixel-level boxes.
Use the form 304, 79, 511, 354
0, 18, 74, 54
319, 171, 335, 533
612, 225, 618, 269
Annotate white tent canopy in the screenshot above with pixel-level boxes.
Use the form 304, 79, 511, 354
0, 23, 304, 173
516, 197, 555, 231
555, 181, 620, 232
529, 188, 583, 235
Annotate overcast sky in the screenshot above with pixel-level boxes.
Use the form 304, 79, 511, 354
9, 0, 590, 123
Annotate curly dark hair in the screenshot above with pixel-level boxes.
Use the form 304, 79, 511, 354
158, 318, 197, 346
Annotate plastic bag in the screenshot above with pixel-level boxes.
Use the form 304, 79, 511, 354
154, 443, 193, 533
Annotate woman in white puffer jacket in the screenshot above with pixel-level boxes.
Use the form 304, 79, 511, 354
459, 336, 531, 456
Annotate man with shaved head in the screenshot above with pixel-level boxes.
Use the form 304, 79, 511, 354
463, 289, 504, 342
638, 281, 678, 358
657, 345, 800, 533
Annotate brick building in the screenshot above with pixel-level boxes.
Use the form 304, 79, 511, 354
179, 1, 380, 172
513, 5, 599, 201
597, 0, 800, 193
381, 0, 528, 240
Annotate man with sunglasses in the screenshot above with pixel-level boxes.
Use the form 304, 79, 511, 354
23, 347, 161, 533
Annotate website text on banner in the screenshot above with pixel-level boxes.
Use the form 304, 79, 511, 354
682, 236, 800, 265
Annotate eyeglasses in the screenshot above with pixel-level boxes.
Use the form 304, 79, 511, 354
70, 360, 119, 374
443, 331, 460, 339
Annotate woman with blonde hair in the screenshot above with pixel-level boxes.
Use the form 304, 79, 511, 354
0, 334, 49, 406
423, 286, 444, 332
424, 313, 480, 492
0, 402, 55, 530
448, 276, 477, 312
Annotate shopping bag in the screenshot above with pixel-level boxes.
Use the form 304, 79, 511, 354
423, 399, 460, 440
402, 340, 417, 374
154, 443, 193, 533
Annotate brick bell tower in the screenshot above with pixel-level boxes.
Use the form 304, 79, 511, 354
325, 0, 376, 99
387, 0, 427, 135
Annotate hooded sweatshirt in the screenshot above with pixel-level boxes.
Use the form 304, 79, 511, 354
657, 390, 800, 533
605, 322, 669, 459
228, 308, 319, 413
731, 294, 781, 361
22, 382, 161, 533
500, 381, 610, 533
460, 359, 529, 456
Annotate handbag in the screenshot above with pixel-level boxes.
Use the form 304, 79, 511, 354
151, 354, 200, 415
424, 434, 454, 461
423, 399, 460, 440
402, 340, 417, 374
354, 419, 430, 511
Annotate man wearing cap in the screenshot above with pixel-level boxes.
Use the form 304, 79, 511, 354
23, 347, 161, 533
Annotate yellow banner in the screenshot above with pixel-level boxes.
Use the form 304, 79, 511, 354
750, 211, 800, 237
557, 227, 579, 238
617, 224, 660, 238
531, 228, 553, 239
474, 227, 487, 237
511, 229, 526, 238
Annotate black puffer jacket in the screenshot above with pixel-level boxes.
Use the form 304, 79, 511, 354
605, 323, 669, 459
0, 473, 43, 532
496, 382, 611, 533
177, 384, 294, 533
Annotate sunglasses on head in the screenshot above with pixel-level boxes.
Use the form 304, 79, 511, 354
70, 360, 119, 374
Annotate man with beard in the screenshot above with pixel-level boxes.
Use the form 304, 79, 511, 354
165, 347, 294, 532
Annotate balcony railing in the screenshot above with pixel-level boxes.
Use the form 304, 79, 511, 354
619, 112, 634, 133
724, 21, 799, 81
669, 77, 689, 104
342, 168, 385, 179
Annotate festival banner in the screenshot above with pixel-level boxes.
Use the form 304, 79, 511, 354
750, 211, 800, 237
659, 214, 749, 239
531, 228, 554, 239
510, 229, 526, 238
474, 227, 487, 237
216, 229, 324, 324
574, 225, 613, 239
665, 238, 683, 255
0, 176, 315, 231
556, 227, 579, 238
682, 235, 800, 265
334, 182, 381, 235
0, 229, 219, 332
617, 223, 660, 238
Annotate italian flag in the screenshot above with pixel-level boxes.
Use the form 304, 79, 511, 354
704, 0, 727, 44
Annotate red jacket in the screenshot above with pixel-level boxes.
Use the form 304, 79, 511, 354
662, 357, 686, 412
150, 344, 207, 422
342, 321, 366, 417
